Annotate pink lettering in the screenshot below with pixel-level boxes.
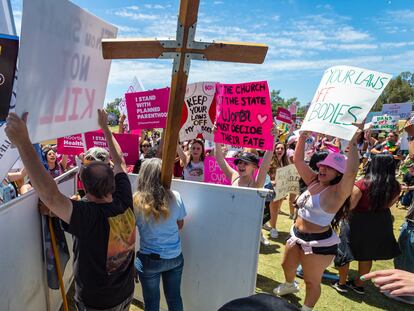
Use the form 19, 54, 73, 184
80, 88, 96, 119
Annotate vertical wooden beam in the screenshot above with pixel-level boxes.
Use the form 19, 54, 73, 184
160, 0, 200, 188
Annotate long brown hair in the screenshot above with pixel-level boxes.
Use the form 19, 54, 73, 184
269, 143, 289, 179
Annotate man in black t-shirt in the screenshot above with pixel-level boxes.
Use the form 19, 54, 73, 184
5, 110, 136, 310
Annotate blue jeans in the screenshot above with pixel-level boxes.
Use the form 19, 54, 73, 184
137, 252, 184, 311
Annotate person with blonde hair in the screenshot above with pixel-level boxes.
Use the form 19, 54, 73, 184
134, 158, 186, 311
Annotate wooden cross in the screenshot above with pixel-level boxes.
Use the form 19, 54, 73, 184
102, 0, 268, 188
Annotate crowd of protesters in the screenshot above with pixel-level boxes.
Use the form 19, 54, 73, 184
2, 109, 414, 311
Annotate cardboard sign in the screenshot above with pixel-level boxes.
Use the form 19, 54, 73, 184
84, 130, 139, 165
381, 103, 412, 120
276, 107, 292, 124
274, 164, 300, 201
371, 115, 398, 131
179, 82, 216, 142
57, 134, 84, 155
125, 87, 169, 130
16, 0, 117, 143
301, 66, 392, 141
214, 81, 273, 150
0, 34, 18, 121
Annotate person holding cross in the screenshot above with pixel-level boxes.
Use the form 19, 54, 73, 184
5, 110, 136, 311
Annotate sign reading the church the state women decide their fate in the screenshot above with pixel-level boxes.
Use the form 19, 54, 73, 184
0, 34, 18, 121
301, 66, 392, 141
16, 0, 117, 143
125, 87, 169, 130
214, 81, 273, 150
179, 82, 216, 142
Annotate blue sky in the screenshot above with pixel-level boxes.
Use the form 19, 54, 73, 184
10, 0, 414, 106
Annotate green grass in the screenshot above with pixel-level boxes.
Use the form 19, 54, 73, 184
256, 201, 411, 311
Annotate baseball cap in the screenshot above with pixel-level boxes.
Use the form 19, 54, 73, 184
84, 147, 110, 164
316, 152, 347, 174
234, 152, 260, 167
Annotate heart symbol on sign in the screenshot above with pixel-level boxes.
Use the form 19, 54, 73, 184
257, 114, 268, 124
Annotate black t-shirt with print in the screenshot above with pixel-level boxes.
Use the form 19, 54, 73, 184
63, 173, 136, 309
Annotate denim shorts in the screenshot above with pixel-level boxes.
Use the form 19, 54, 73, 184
290, 226, 338, 255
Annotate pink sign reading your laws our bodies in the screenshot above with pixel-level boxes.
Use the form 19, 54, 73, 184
84, 130, 139, 165
214, 81, 273, 150
125, 87, 169, 130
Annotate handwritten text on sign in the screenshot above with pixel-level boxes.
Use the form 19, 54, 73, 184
84, 130, 139, 165
214, 81, 273, 150
125, 87, 169, 130
179, 82, 216, 142
15, 0, 117, 143
274, 164, 300, 201
301, 66, 392, 141
371, 115, 398, 131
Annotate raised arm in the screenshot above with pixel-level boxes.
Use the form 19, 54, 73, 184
214, 142, 237, 181
98, 109, 127, 174
118, 114, 126, 134
255, 149, 273, 188
294, 133, 317, 185
5, 113, 73, 223
7, 167, 27, 182
176, 142, 189, 167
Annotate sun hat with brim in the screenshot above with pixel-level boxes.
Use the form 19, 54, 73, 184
316, 152, 347, 174
234, 152, 260, 167
84, 147, 110, 164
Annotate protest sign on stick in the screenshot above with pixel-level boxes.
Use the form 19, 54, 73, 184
371, 115, 398, 131
0, 34, 18, 121
125, 87, 169, 130
301, 66, 392, 141
214, 81, 273, 150
288, 103, 297, 115
179, 82, 216, 142
274, 164, 300, 201
275, 107, 292, 124
381, 103, 412, 120
16, 0, 117, 143
84, 130, 139, 165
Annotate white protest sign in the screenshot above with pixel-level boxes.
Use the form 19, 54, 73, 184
400, 132, 409, 151
118, 76, 146, 131
16, 0, 117, 143
371, 115, 398, 131
301, 66, 392, 141
0, 126, 19, 181
179, 82, 216, 142
274, 164, 300, 201
0, 0, 16, 35
381, 103, 412, 120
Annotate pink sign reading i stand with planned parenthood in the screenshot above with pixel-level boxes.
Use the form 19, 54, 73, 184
125, 88, 169, 130
57, 134, 84, 155
84, 130, 139, 165
214, 81, 273, 150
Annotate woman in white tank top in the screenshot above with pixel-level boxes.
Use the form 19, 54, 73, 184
177, 139, 205, 182
274, 125, 362, 311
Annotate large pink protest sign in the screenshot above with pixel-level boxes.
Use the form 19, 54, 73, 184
84, 130, 139, 165
276, 107, 292, 124
204, 156, 261, 185
57, 134, 84, 155
214, 81, 273, 150
125, 87, 169, 130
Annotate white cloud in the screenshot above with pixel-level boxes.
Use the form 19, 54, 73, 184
126, 5, 139, 11
114, 10, 159, 21
144, 4, 171, 9
334, 26, 371, 42
213, 1, 223, 4
271, 15, 280, 22
380, 41, 414, 48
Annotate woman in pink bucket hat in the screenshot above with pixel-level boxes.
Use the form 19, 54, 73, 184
274, 125, 363, 311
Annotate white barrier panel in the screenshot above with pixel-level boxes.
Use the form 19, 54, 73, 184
0, 169, 77, 311
129, 176, 267, 311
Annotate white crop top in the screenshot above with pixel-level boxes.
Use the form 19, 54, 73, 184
296, 183, 336, 227
183, 160, 204, 182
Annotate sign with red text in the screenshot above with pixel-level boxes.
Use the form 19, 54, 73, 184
214, 81, 273, 150
371, 115, 398, 131
276, 107, 292, 124
179, 82, 216, 142
57, 134, 84, 155
204, 156, 261, 185
84, 130, 139, 165
125, 87, 169, 130
301, 66, 392, 141
15, 0, 117, 143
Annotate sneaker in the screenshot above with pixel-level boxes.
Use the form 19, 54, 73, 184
273, 282, 299, 296
270, 228, 279, 239
346, 280, 365, 295
260, 233, 270, 246
331, 281, 348, 293
262, 222, 272, 231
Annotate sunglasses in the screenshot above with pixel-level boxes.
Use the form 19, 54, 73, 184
85, 153, 107, 162
142, 145, 150, 148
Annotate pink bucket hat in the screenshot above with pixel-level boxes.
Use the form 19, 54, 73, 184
316, 152, 347, 174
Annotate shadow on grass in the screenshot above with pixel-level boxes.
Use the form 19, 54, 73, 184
260, 243, 280, 254
256, 273, 302, 308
